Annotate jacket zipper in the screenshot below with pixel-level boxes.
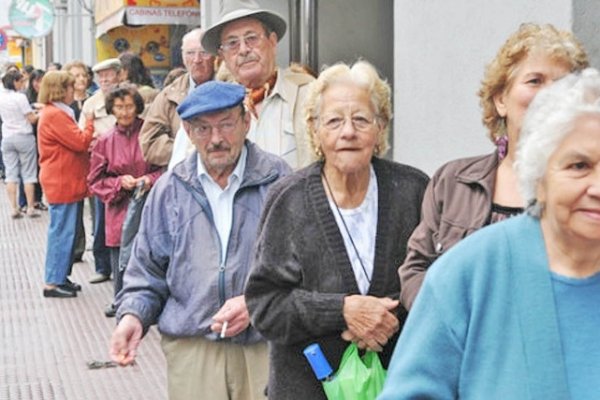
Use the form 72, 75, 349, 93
213, 175, 273, 308
217, 220, 226, 308
174, 163, 280, 308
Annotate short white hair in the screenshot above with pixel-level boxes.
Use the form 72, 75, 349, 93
516, 68, 600, 216
181, 28, 204, 50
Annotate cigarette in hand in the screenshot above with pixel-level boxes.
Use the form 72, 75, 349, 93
220, 321, 228, 339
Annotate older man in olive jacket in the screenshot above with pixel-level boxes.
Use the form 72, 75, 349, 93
139, 28, 215, 167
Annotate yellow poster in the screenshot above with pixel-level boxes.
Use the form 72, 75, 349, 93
7, 39, 23, 67
94, 0, 200, 69
96, 25, 171, 68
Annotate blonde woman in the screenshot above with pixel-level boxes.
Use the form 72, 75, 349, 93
63, 60, 90, 121
381, 67, 600, 400
399, 23, 590, 310
37, 71, 94, 298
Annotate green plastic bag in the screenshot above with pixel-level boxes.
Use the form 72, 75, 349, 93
322, 343, 387, 400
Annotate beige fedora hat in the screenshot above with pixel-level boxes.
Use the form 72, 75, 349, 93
201, 0, 287, 55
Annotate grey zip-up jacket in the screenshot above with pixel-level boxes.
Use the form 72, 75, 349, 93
116, 141, 291, 343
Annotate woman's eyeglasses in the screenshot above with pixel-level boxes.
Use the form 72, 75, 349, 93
319, 114, 378, 132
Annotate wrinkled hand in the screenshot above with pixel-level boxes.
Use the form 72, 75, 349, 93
342, 295, 399, 352
210, 295, 250, 338
109, 314, 143, 366
120, 175, 137, 190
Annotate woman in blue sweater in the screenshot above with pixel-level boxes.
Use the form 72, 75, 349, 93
379, 69, 600, 399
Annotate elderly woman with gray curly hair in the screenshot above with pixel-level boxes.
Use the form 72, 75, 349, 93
244, 60, 429, 399
380, 68, 600, 400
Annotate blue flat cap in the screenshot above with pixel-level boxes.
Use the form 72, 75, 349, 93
177, 81, 246, 121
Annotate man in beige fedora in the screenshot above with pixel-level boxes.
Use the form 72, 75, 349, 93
202, 0, 315, 169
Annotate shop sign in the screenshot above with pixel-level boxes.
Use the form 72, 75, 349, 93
8, 0, 54, 39
125, 7, 200, 25
128, 0, 199, 7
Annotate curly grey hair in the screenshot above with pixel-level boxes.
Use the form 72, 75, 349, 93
304, 60, 392, 160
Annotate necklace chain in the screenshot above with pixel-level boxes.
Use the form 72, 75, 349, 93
321, 168, 372, 286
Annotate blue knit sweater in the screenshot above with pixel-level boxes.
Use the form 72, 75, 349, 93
379, 214, 571, 400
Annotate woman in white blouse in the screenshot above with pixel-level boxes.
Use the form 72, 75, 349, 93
244, 60, 429, 399
0, 70, 40, 218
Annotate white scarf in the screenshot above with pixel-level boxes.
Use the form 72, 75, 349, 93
52, 101, 76, 122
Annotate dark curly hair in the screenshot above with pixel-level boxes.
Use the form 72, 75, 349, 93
105, 83, 145, 115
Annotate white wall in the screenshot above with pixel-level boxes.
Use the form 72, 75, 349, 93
393, 0, 573, 176
573, 0, 600, 69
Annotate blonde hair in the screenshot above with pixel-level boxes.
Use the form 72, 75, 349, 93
304, 60, 392, 159
62, 60, 88, 74
479, 23, 589, 142
38, 71, 75, 104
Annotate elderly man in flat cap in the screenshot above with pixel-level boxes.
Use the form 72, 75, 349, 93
79, 58, 122, 137
79, 58, 124, 286
202, 0, 314, 169
110, 80, 291, 400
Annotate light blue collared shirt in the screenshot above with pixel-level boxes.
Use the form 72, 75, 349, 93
197, 145, 247, 263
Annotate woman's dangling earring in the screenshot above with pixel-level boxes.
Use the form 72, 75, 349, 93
495, 135, 508, 160
495, 118, 509, 160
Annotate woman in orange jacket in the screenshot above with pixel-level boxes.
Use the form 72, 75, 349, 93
37, 71, 94, 298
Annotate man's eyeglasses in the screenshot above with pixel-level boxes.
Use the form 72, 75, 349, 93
182, 48, 213, 60
219, 33, 265, 53
319, 114, 378, 132
188, 114, 242, 138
